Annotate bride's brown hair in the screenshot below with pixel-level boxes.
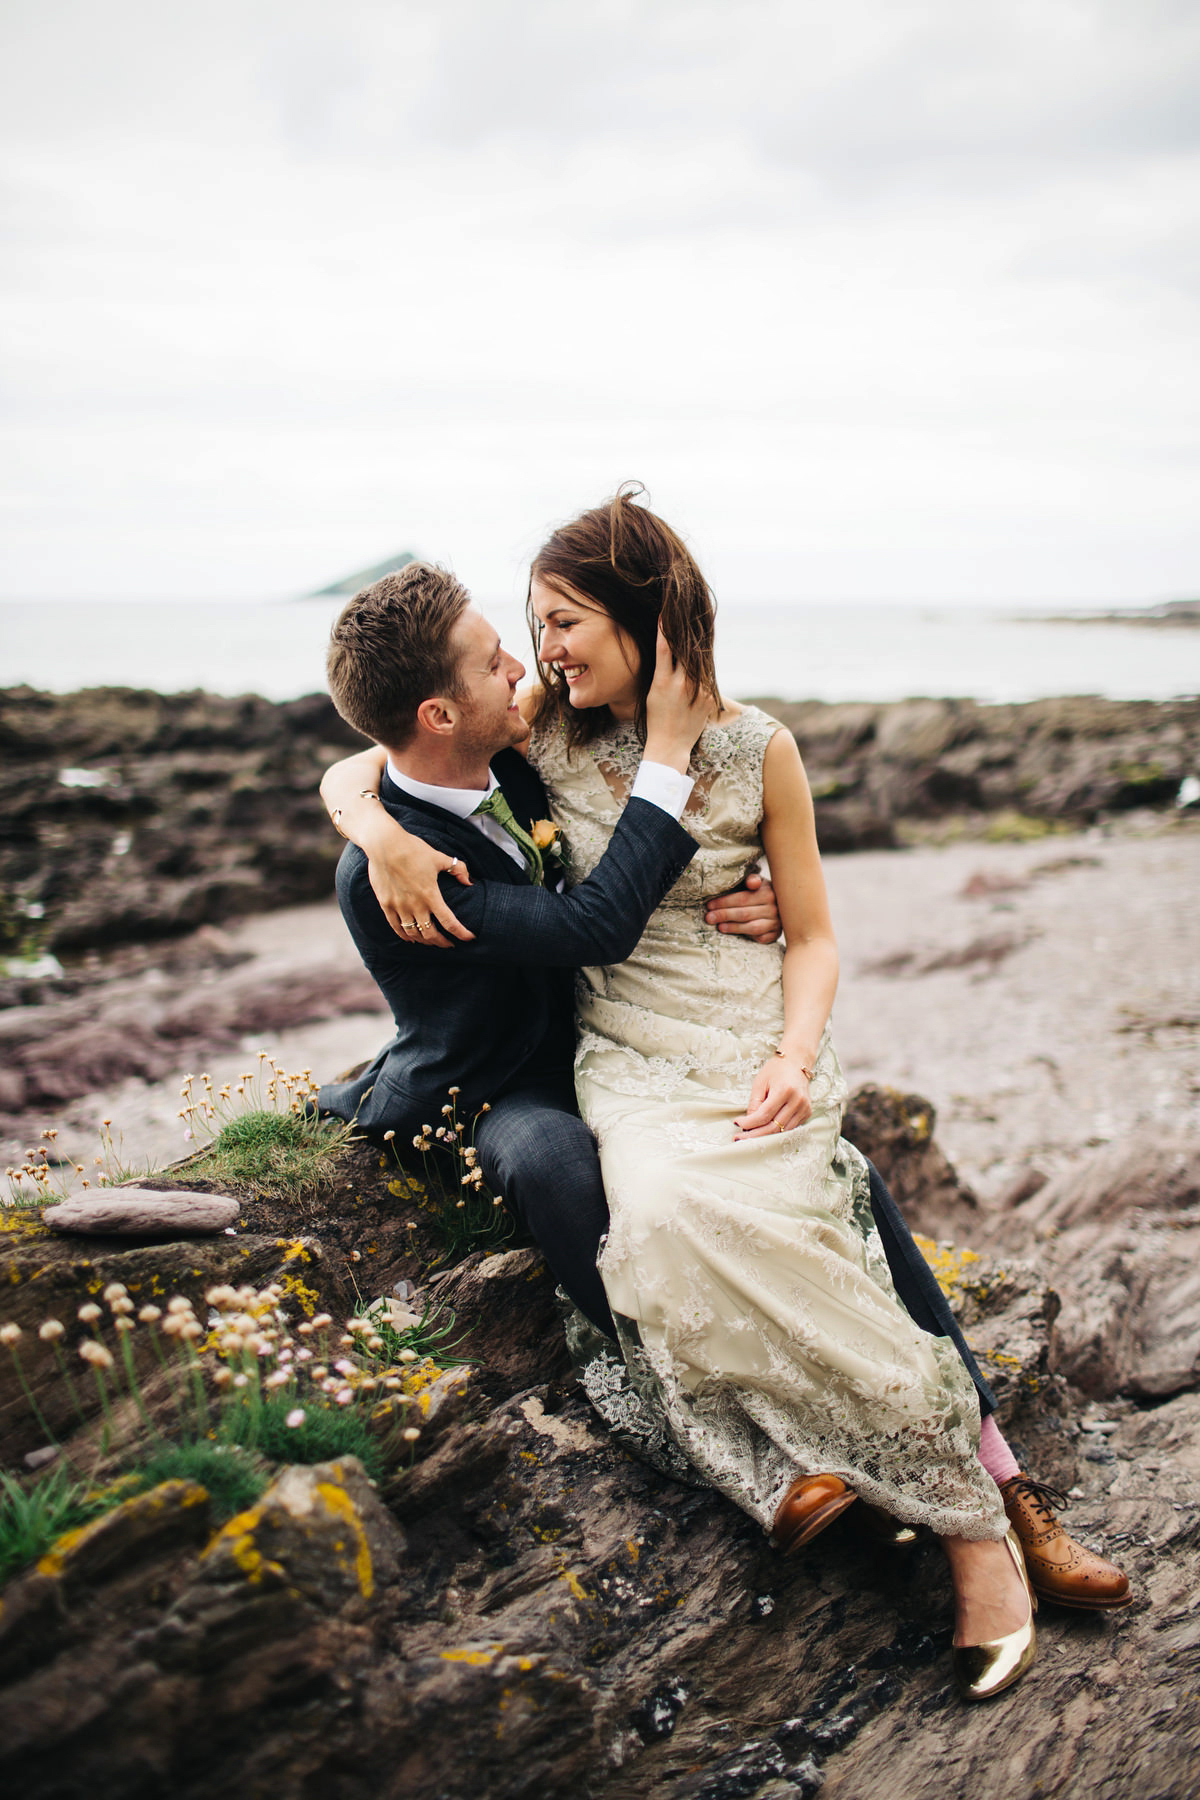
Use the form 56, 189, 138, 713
526, 482, 723, 749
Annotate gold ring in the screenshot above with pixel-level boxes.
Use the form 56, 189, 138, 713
402, 920, 417, 931
417, 920, 431, 932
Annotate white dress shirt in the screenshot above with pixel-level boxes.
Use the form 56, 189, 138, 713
384, 757, 695, 871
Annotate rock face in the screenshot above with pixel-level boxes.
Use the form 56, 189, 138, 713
3, 1120, 1200, 1798
1002, 1133, 1200, 1402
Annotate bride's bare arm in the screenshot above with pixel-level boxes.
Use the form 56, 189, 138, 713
319, 746, 475, 946
733, 730, 839, 1138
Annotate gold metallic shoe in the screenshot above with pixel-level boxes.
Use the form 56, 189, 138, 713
953, 1527, 1038, 1702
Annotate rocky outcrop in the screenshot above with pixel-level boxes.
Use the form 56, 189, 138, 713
750, 692, 1200, 850
4, 687, 1198, 956
0, 684, 363, 955
3, 1115, 1200, 1797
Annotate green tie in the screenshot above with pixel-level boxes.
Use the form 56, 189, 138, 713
473, 787, 545, 886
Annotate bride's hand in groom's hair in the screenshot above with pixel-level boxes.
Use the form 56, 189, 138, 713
362, 819, 475, 948
705, 872, 782, 944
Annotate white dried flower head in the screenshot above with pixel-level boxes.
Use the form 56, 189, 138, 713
366, 1337, 384, 1354
180, 1319, 203, 1341
338, 1334, 355, 1348
333, 1358, 356, 1377
161, 1314, 185, 1338
455, 1199, 466, 1210
441, 1103, 453, 1116
383, 1129, 396, 1142
295, 1347, 312, 1362
398, 1349, 418, 1364
114, 1316, 135, 1334
212, 1365, 234, 1389
402, 1426, 421, 1442
492, 1197, 504, 1207
346, 1318, 370, 1336
166, 1297, 193, 1316
79, 1340, 114, 1369
233, 1372, 249, 1388
278, 1346, 293, 1362
310, 1365, 328, 1381
0, 1322, 22, 1346
206, 1285, 238, 1309
138, 1305, 162, 1323
335, 1387, 354, 1405
311, 1313, 333, 1331
358, 1377, 377, 1393
296, 1320, 314, 1336
110, 1296, 135, 1316
102, 1282, 128, 1303
286, 1407, 306, 1428
383, 1377, 401, 1391
219, 1332, 243, 1354
264, 1369, 290, 1389
39, 1319, 65, 1342
77, 1303, 102, 1323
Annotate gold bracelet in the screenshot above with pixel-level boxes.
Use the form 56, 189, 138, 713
773, 1049, 815, 1079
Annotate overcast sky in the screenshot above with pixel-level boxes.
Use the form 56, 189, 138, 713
2, 0, 1198, 606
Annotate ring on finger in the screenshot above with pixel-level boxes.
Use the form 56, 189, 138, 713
402, 919, 417, 931
447, 857, 460, 872
416, 920, 432, 933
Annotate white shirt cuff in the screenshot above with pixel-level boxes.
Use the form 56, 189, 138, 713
630, 760, 695, 821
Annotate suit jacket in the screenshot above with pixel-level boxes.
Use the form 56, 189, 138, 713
318, 748, 697, 1138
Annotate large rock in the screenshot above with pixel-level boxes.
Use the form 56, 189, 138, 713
42, 1189, 241, 1237
843, 1082, 980, 1238
1005, 1134, 1200, 1400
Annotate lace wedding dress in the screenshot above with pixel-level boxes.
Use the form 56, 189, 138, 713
528, 706, 1008, 1541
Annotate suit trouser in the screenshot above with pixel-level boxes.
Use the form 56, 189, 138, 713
474, 1074, 996, 1417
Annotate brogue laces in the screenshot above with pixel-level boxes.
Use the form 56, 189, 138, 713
1006, 1476, 1069, 1529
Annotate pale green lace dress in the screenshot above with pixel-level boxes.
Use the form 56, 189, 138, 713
528, 706, 1007, 1541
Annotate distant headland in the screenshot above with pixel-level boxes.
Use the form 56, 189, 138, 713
308, 551, 417, 598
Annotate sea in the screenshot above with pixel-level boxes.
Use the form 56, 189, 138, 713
2, 597, 1198, 706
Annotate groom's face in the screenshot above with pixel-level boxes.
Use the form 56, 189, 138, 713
447, 606, 529, 757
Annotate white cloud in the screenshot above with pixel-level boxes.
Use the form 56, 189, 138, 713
0, 0, 1197, 603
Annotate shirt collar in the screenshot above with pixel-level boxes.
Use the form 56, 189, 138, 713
384, 758, 499, 821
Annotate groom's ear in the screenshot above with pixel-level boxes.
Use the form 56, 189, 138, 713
414, 695, 459, 738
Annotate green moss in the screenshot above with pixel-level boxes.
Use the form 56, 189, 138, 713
218, 1392, 384, 1482
119, 1441, 268, 1524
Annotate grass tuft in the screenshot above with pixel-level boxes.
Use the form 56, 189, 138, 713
119, 1440, 269, 1524
218, 1392, 384, 1481
0, 1463, 104, 1583
182, 1109, 357, 1201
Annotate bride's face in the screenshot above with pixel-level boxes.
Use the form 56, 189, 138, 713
530, 575, 642, 719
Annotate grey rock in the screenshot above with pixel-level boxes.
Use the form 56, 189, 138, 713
42, 1188, 241, 1237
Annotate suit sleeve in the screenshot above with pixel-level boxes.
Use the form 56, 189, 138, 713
348, 798, 697, 969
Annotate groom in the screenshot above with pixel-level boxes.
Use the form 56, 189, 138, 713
317, 560, 1130, 1611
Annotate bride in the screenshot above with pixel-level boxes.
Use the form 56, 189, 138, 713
323, 486, 1037, 1701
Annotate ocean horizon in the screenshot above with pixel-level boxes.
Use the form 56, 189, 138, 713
2, 596, 1198, 707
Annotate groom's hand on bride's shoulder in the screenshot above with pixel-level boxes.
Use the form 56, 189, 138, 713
705, 871, 782, 943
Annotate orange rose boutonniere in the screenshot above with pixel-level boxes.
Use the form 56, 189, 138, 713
530, 818, 566, 886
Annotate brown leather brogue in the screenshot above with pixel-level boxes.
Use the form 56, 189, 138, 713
772, 1474, 857, 1554
1001, 1474, 1133, 1610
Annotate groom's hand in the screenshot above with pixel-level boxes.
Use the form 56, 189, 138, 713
705, 872, 782, 943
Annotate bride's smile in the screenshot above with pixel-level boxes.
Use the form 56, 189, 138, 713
530, 574, 641, 719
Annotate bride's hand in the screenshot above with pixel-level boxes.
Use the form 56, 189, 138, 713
361, 814, 475, 947
734, 1050, 814, 1139
643, 627, 717, 771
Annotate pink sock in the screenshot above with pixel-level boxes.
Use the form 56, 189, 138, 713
978, 1414, 1021, 1485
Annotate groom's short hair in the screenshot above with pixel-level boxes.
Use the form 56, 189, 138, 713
326, 562, 472, 748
